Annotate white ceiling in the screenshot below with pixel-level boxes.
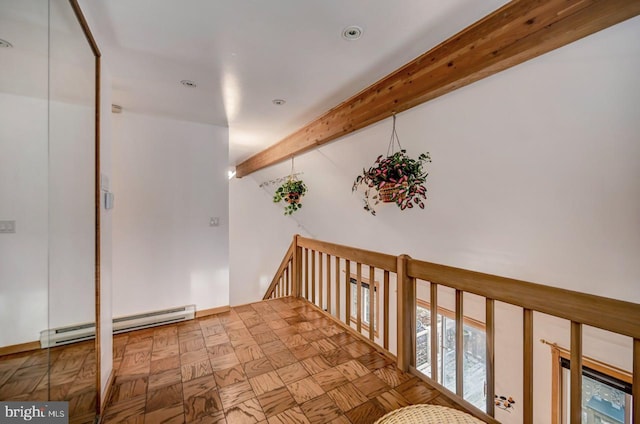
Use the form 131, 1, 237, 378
78, 0, 509, 165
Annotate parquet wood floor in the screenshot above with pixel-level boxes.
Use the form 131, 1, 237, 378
0, 340, 97, 424
104, 297, 461, 424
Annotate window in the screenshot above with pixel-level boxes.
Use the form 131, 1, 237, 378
551, 346, 633, 424
349, 276, 378, 336
415, 301, 487, 412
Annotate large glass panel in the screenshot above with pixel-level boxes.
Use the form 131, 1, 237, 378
48, 0, 96, 419
416, 304, 487, 411
0, 0, 51, 400
0, 1, 96, 420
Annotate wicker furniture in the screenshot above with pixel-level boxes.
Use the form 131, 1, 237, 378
375, 404, 484, 424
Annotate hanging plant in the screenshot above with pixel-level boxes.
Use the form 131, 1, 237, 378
273, 177, 307, 215
352, 115, 431, 215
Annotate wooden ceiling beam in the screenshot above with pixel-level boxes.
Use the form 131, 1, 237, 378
235, 0, 640, 178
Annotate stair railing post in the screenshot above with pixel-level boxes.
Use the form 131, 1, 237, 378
292, 234, 302, 298
397, 254, 414, 372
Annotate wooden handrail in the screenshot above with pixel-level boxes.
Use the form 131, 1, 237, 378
262, 238, 295, 300
263, 236, 640, 422
407, 259, 640, 339
297, 236, 397, 272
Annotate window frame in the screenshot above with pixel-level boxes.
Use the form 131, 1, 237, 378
348, 273, 379, 337
549, 343, 632, 424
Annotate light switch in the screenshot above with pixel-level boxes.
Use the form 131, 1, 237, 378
100, 173, 110, 191
104, 192, 114, 210
0, 220, 16, 233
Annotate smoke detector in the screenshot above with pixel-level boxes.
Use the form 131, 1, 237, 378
342, 26, 363, 41
272, 99, 286, 106
0, 39, 13, 48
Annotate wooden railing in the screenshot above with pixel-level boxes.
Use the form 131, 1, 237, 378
263, 241, 295, 300
264, 235, 640, 424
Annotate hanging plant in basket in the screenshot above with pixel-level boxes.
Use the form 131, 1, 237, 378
273, 178, 307, 215
272, 158, 308, 217
352, 115, 431, 216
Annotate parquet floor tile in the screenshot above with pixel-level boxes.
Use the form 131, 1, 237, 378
1, 296, 469, 423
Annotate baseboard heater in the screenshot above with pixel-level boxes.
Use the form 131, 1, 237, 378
40, 304, 196, 348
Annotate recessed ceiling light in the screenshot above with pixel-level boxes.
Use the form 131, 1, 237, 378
342, 26, 363, 41
180, 79, 197, 88
0, 39, 13, 48
272, 99, 286, 106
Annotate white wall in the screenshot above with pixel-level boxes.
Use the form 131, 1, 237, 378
112, 112, 229, 316
229, 178, 307, 306
0, 92, 48, 347
229, 17, 640, 424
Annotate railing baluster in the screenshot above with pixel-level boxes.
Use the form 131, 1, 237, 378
369, 266, 375, 341
430, 283, 438, 382
335, 256, 340, 319
456, 289, 464, 397
570, 321, 582, 424
311, 250, 316, 304
294, 242, 302, 298
383, 270, 390, 350
278, 235, 640, 423
345, 260, 351, 327
304, 248, 309, 300
486, 298, 495, 416
633, 338, 639, 424
326, 254, 332, 314
524, 308, 533, 424
356, 262, 362, 333
319, 253, 324, 310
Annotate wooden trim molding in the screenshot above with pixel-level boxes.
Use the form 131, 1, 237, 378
69, 0, 102, 416
101, 369, 116, 410
543, 340, 632, 384
0, 341, 41, 356
235, 0, 640, 177
195, 305, 231, 318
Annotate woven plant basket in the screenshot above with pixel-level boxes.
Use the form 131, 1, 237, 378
374, 405, 484, 424
378, 184, 407, 203
378, 185, 399, 203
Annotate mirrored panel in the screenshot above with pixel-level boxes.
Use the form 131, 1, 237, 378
0, 0, 97, 421
48, 0, 96, 419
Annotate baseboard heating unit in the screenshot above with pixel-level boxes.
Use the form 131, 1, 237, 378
40, 304, 196, 348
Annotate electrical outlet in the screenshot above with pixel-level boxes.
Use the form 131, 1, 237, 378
209, 217, 220, 227
0, 220, 16, 233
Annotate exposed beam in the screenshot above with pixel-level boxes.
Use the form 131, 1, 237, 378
236, 0, 640, 178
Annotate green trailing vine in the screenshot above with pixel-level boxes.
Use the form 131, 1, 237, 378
273, 178, 307, 215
